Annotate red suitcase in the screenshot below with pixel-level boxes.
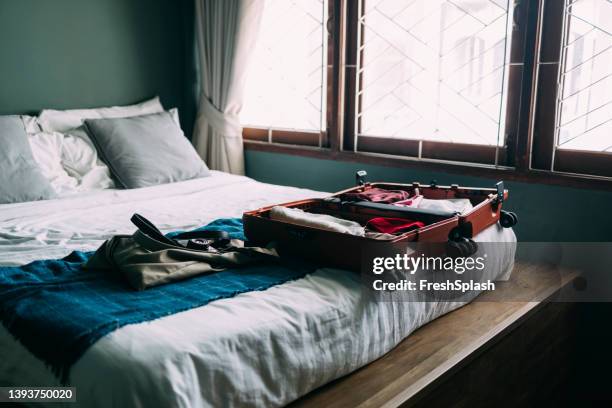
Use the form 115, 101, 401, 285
243, 171, 517, 272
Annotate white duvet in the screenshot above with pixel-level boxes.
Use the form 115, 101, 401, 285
0, 171, 516, 407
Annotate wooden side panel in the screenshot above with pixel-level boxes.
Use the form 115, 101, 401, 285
406, 302, 579, 408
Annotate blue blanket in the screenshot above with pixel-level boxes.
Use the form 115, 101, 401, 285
0, 218, 310, 384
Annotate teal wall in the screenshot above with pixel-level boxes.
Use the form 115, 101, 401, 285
0, 0, 196, 135
245, 150, 612, 242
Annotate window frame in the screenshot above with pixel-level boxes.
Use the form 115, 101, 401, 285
531, 0, 612, 178
242, 0, 335, 148
243, 0, 612, 190
342, 0, 521, 167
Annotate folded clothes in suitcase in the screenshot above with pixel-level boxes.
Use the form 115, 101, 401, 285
243, 171, 517, 272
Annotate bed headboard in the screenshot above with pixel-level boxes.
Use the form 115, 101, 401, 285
0, 0, 196, 135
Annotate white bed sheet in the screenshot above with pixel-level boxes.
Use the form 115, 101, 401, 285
0, 171, 516, 407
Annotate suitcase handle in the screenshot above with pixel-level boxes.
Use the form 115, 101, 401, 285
495, 181, 505, 203
355, 170, 368, 186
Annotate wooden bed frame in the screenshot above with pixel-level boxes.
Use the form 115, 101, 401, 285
291, 262, 579, 407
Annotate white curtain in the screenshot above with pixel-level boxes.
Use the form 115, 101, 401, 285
193, 0, 264, 174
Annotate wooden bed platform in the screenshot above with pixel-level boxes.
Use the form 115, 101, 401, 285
292, 262, 579, 407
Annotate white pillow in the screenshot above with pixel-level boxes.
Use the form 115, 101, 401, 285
29, 132, 79, 195
38, 96, 165, 132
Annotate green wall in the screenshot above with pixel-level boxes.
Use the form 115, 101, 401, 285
0, 0, 196, 135
245, 150, 612, 242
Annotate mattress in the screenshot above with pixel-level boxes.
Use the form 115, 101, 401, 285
0, 171, 516, 407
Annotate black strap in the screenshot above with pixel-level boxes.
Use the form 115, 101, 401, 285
131, 214, 177, 246
131, 213, 231, 249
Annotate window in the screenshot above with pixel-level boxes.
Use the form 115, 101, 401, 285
359, 2, 509, 146
244, 0, 612, 183
241, 0, 328, 146
533, 0, 612, 178
557, 0, 612, 152
348, 0, 517, 165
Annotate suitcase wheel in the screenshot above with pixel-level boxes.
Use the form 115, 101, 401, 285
446, 237, 477, 258
466, 238, 478, 255
500, 210, 518, 228
509, 212, 518, 225
448, 227, 463, 241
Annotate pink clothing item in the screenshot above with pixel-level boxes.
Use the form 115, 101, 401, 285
343, 188, 410, 203
393, 195, 423, 207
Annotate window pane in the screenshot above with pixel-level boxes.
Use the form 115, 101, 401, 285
358, 0, 513, 146
557, 0, 612, 152
241, 0, 327, 132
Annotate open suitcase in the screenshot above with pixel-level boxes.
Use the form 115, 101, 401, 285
243, 171, 517, 272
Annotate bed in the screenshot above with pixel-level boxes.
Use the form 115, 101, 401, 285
0, 171, 516, 407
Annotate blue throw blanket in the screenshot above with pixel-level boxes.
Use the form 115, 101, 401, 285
0, 218, 310, 384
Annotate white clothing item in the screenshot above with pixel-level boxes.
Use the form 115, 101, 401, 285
193, 0, 264, 174
269, 205, 365, 236
418, 197, 473, 214
20, 115, 42, 133
60, 128, 115, 191
28, 132, 79, 195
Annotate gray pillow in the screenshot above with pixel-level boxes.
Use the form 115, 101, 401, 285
84, 112, 209, 188
0, 116, 57, 204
